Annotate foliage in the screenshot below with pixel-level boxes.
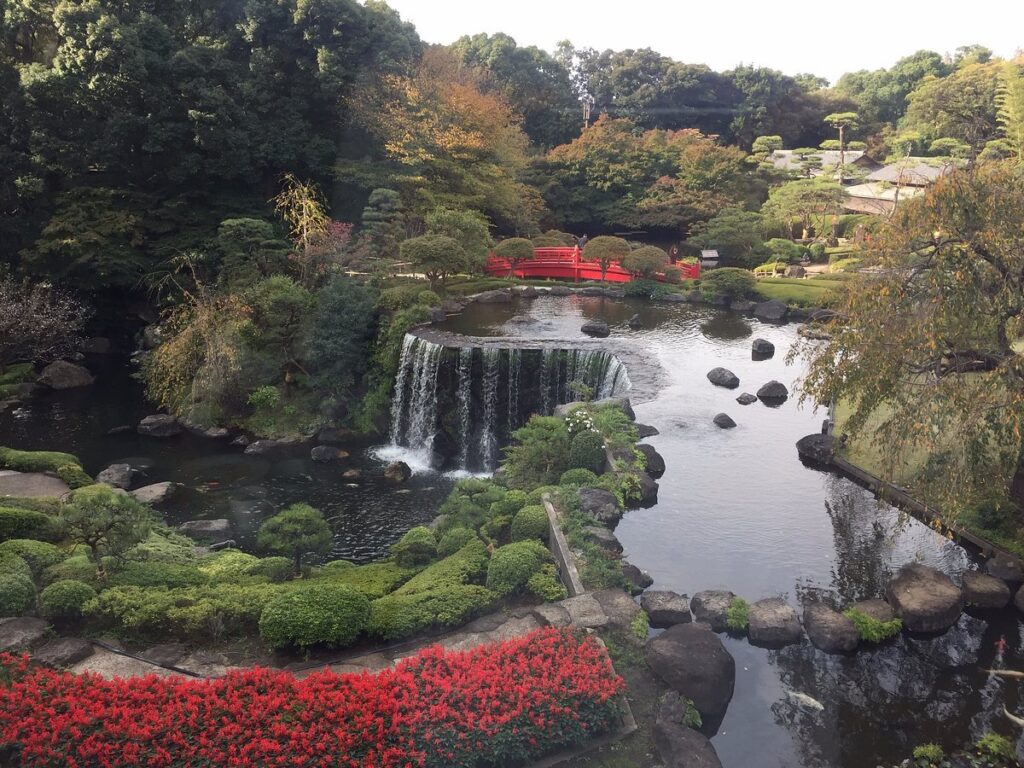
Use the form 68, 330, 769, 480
996, 60, 1024, 163
494, 237, 535, 276
108, 562, 207, 589
904, 62, 1001, 152
213, 218, 290, 290
688, 208, 767, 267
0, 446, 81, 475
843, 608, 902, 642
390, 526, 439, 567
568, 431, 607, 474
368, 585, 499, 641
437, 527, 477, 558
256, 503, 333, 574
0, 553, 31, 581
272, 174, 332, 288
486, 540, 551, 596
0, 277, 88, 369
631, 611, 650, 640
307, 275, 377, 399
61, 486, 154, 571
726, 597, 749, 632
258, 583, 370, 649
511, 505, 550, 542
582, 236, 630, 281
912, 744, 945, 764
0, 540, 65, 576
424, 206, 493, 267
399, 234, 469, 290
0, 575, 34, 617
317, 560, 421, 599
975, 733, 1015, 762
560, 468, 601, 487
502, 416, 572, 489
621, 246, 669, 278
526, 564, 568, 601
196, 551, 260, 582
765, 238, 809, 263
0, 507, 58, 543
794, 163, 1024, 516
240, 275, 315, 385
761, 178, 845, 238
699, 268, 756, 301
39, 580, 97, 621
0, 629, 626, 767
393, 540, 489, 597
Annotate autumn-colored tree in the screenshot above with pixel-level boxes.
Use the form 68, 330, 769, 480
582, 236, 630, 282
494, 237, 535, 278
794, 161, 1024, 516
273, 174, 332, 288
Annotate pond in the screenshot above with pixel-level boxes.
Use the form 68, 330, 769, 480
437, 294, 1023, 768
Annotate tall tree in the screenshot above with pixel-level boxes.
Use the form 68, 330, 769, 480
903, 62, 1002, 154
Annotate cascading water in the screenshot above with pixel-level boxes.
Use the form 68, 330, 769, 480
385, 333, 631, 474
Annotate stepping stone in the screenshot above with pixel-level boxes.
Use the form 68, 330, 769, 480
0, 471, 70, 498
751, 338, 775, 358
642, 591, 692, 628
557, 594, 610, 629
802, 603, 857, 653
748, 598, 802, 647
961, 571, 1010, 609
885, 563, 963, 633
0, 617, 49, 651
690, 590, 735, 632
707, 367, 739, 389
645, 623, 735, 719
33, 638, 94, 667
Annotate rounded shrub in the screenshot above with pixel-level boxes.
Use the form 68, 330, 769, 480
489, 489, 528, 520
568, 432, 605, 474
108, 561, 206, 589
259, 583, 370, 649
41, 555, 98, 586
197, 550, 260, 581
486, 541, 550, 596
390, 526, 437, 567
0, 552, 32, 580
560, 468, 599, 488
417, 290, 441, 307
527, 564, 568, 601
319, 559, 355, 573
0, 507, 58, 543
246, 556, 295, 583
56, 464, 93, 489
437, 527, 476, 558
526, 485, 561, 506
0, 574, 35, 616
0, 539, 65, 575
699, 268, 756, 301
511, 505, 550, 542
367, 585, 498, 641
39, 579, 97, 620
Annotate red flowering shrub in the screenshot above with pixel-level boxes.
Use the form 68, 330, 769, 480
0, 627, 624, 767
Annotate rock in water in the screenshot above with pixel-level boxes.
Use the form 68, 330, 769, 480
645, 623, 736, 719
642, 591, 692, 628
473, 289, 512, 303
707, 367, 739, 389
849, 598, 896, 623
756, 380, 789, 402
803, 603, 858, 652
961, 571, 1010, 609
578, 488, 622, 526
986, 555, 1024, 584
885, 563, 963, 633
178, 519, 232, 543
753, 300, 788, 322
653, 720, 724, 768
691, 590, 735, 632
713, 413, 736, 429
636, 423, 660, 438
131, 482, 180, 505
581, 320, 610, 338
310, 446, 348, 463
736, 393, 758, 405
138, 414, 181, 437
636, 444, 665, 477
383, 461, 412, 484
628, 313, 643, 329
37, 361, 94, 390
622, 561, 654, 595
748, 598, 802, 647
796, 433, 834, 464
96, 463, 134, 490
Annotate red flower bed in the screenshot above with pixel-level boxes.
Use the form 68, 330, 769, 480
0, 627, 624, 767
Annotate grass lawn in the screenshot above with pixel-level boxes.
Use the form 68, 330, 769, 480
754, 277, 843, 307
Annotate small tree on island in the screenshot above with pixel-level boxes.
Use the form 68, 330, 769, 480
582, 236, 630, 282
494, 237, 535, 278
0, 275, 89, 373
621, 245, 669, 278
399, 234, 468, 291
61, 487, 154, 577
257, 503, 333, 576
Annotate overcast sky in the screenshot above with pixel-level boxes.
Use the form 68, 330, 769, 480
383, 0, 1022, 84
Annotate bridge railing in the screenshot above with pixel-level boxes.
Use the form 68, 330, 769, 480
484, 246, 700, 283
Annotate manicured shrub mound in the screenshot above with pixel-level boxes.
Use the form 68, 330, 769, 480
0, 508, 58, 543
39, 579, 97, 620
258, 583, 370, 649
390, 526, 438, 567
560, 468, 600, 487
0, 539, 65, 575
437, 527, 476, 558
368, 585, 498, 641
0, 628, 624, 768
511, 505, 550, 542
486, 540, 551, 596
568, 431, 606, 474
0, 574, 35, 616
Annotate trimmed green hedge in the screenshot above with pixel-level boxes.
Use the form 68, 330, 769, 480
0, 507, 59, 542
42, 555, 100, 586
108, 562, 207, 589
367, 585, 499, 642
0, 446, 81, 473
0, 552, 32, 580
559, 468, 599, 487
0, 574, 35, 616
390, 526, 438, 567
259, 584, 370, 650
486, 541, 551, 596
568, 432, 605, 474
317, 560, 421, 599
393, 540, 489, 597
0, 539, 66, 575
511, 505, 550, 542
437, 527, 475, 558
197, 550, 260, 581
40, 579, 97, 620
527, 564, 568, 601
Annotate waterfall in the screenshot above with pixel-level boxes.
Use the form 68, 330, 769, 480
478, 348, 500, 470
384, 333, 631, 474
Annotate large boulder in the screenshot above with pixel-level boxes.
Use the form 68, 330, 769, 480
1014, 584, 1024, 614
622, 561, 654, 595
33, 637, 94, 667
581, 320, 610, 338
131, 482, 180, 505
802, 603, 858, 653
244, 439, 294, 456
751, 338, 775, 358
593, 588, 644, 630
579, 487, 622, 527
636, 472, 659, 505
428, 307, 446, 324
178, 519, 232, 543
549, 285, 572, 296
796, 433, 834, 465
584, 525, 622, 553
653, 720, 724, 768
138, 414, 181, 438
636, 423, 660, 438
37, 360, 94, 390
645, 623, 736, 719
661, 292, 687, 303
884, 563, 963, 633
748, 598, 802, 647
713, 413, 736, 429
753, 300, 789, 323
636, 444, 665, 477
474, 289, 512, 303
0, 617, 49, 651
756, 381, 789, 403
729, 299, 756, 313
384, 461, 412, 484
684, 290, 704, 303
82, 337, 113, 355
96, 463, 135, 490
849, 598, 896, 623
642, 591, 692, 628
628, 313, 643, 329
180, 421, 230, 440
961, 571, 1010, 609
310, 445, 349, 463
986, 555, 1024, 584
707, 367, 739, 389
691, 590, 735, 632
784, 265, 806, 278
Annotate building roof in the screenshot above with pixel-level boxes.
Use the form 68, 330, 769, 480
865, 158, 957, 185
844, 182, 925, 203
767, 149, 872, 174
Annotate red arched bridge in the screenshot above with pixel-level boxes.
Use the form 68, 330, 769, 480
484, 247, 700, 283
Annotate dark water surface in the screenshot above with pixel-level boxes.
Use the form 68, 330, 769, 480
440, 295, 1024, 768
0, 359, 452, 562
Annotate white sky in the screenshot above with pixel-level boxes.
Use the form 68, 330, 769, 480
383, 0, 1022, 84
